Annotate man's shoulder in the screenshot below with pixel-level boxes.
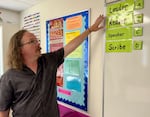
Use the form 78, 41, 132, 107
40, 48, 64, 59
0, 69, 19, 80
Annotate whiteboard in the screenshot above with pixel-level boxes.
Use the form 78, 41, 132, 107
103, 0, 150, 117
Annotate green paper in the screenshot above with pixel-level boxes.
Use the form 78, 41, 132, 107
133, 40, 143, 50
107, 0, 134, 16
106, 13, 133, 29
134, 0, 144, 10
106, 27, 132, 40
134, 14, 143, 24
105, 40, 132, 52
133, 27, 143, 36
64, 60, 80, 75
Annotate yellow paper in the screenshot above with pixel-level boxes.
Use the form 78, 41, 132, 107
65, 30, 82, 58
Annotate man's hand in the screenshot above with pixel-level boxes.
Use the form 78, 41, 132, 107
89, 14, 105, 32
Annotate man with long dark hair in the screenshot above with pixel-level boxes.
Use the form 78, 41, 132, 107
0, 14, 104, 117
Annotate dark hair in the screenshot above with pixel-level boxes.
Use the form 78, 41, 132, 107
7, 29, 28, 70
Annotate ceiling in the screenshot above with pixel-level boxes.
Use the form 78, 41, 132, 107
0, 0, 43, 12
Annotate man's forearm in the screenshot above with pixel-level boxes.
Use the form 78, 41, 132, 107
64, 14, 104, 57
64, 28, 91, 57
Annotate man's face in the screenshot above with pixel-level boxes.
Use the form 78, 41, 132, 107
20, 32, 41, 61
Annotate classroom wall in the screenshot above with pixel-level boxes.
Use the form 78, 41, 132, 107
0, 8, 20, 24
2, 22, 20, 71
0, 8, 20, 73
20, 0, 105, 117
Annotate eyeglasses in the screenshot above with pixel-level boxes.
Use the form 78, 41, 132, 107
21, 39, 40, 46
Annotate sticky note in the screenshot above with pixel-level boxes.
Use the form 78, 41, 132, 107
133, 27, 143, 36
134, 0, 144, 10
134, 14, 144, 24
133, 40, 143, 50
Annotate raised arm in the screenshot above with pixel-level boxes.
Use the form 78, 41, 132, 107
64, 14, 105, 57
0, 110, 9, 117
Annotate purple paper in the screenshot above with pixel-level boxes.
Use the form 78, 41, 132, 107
59, 104, 90, 117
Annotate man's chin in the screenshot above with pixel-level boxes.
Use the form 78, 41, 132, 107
38, 53, 42, 57
36, 52, 41, 58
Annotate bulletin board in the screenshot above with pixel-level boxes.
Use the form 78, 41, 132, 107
46, 10, 90, 111
103, 0, 150, 117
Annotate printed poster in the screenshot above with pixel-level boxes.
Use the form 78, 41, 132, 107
23, 12, 41, 40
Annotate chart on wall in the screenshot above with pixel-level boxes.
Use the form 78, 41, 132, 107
105, 0, 144, 52
23, 12, 41, 40
46, 10, 90, 111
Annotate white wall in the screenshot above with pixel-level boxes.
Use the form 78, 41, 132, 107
0, 8, 20, 73
0, 24, 3, 76
2, 22, 20, 71
0, 8, 20, 24
20, 0, 105, 117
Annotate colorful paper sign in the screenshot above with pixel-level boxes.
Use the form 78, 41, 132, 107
64, 60, 80, 75
105, 0, 145, 53
106, 0, 134, 16
65, 30, 82, 58
106, 27, 132, 40
106, 13, 133, 28
66, 15, 82, 30
105, 39, 132, 52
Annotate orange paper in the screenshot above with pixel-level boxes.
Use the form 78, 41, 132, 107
66, 15, 82, 30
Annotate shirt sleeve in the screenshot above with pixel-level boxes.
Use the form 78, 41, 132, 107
0, 75, 13, 111
43, 47, 64, 67
53, 48, 64, 67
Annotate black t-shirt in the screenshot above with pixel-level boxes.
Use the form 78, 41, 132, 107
0, 48, 64, 117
